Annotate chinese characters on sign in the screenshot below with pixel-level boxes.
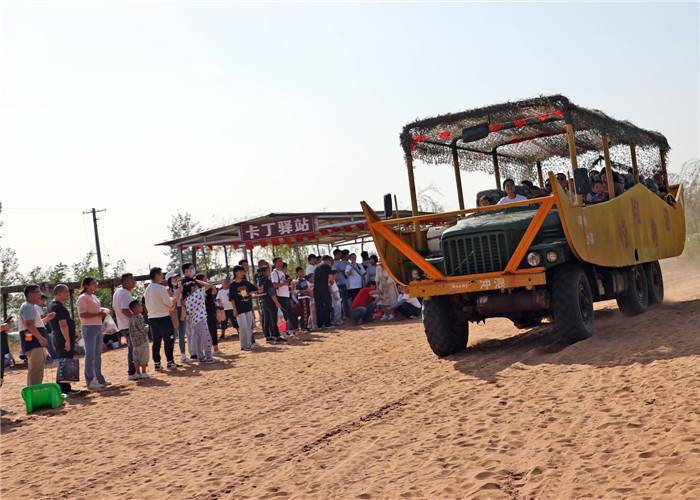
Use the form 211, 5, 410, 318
239, 216, 315, 243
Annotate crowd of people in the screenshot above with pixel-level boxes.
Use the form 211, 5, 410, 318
7, 249, 421, 393
477, 167, 671, 207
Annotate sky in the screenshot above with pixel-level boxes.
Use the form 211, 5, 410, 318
1, 1, 698, 277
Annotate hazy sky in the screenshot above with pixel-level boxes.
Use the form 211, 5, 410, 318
1, 1, 698, 276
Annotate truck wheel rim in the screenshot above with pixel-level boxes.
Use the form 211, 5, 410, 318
634, 268, 645, 301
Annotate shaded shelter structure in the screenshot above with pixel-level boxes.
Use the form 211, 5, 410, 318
156, 210, 421, 273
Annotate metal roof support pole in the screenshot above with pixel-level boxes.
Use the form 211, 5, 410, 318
491, 149, 501, 190
223, 245, 230, 276
564, 122, 584, 205
659, 148, 669, 189
404, 152, 423, 250
630, 144, 640, 183
451, 144, 465, 210
536, 161, 544, 188
178, 246, 184, 270
602, 135, 616, 199
191, 246, 197, 270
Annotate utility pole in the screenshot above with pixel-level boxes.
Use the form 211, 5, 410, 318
83, 208, 106, 277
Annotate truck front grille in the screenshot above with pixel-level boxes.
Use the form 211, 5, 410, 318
443, 232, 510, 276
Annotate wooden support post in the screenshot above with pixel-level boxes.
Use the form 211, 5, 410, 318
223, 245, 230, 276
404, 152, 424, 250
536, 161, 544, 188
492, 149, 501, 189
630, 144, 639, 183
451, 145, 465, 210
191, 247, 197, 270
565, 123, 579, 169
659, 148, 669, 189
602, 134, 616, 199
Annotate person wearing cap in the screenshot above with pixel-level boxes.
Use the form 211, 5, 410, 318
113, 273, 136, 380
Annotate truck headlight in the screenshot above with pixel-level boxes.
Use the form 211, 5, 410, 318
546, 250, 558, 263
526, 252, 541, 266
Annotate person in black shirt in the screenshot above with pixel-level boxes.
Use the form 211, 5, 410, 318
258, 267, 283, 343
228, 265, 259, 350
197, 273, 223, 356
48, 284, 78, 393
313, 256, 333, 328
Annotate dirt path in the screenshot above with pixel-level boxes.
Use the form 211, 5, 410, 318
1, 259, 699, 499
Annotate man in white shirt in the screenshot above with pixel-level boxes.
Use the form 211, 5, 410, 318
497, 179, 529, 205
113, 273, 136, 379
305, 254, 318, 276
345, 253, 367, 301
271, 257, 298, 333
216, 278, 236, 339
144, 267, 178, 370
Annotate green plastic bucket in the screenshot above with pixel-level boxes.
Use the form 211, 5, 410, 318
21, 383, 66, 414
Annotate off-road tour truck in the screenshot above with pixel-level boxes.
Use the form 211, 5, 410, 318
361, 95, 686, 356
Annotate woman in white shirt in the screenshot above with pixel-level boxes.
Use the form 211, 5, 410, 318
497, 179, 528, 205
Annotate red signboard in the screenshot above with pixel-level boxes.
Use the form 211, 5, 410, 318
239, 216, 315, 243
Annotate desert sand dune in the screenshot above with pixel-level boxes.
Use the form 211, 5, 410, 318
1, 258, 698, 499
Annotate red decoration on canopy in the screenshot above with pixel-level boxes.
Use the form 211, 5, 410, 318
356, 222, 367, 230
206, 245, 213, 250
342, 225, 353, 231
514, 119, 527, 127
331, 227, 342, 233
294, 235, 304, 243
271, 238, 280, 246
305, 234, 314, 241
489, 124, 503, 132
180, 245, 187, 250
283, 236, 293, 245
244, 242, 253, 250
232, 242, 239, 250
319, 229, 330, 235
259, 239, 267, 247
194, 245, 201, 250
438, 131, 452, 138
412, 134, 428, 143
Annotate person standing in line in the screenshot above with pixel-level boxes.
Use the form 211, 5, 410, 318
271, 258, 298, 335
179, 263, 196, 360
259, 266, 283, 343
360, 251, 371, 269
376, 261, 399, 321
293, 267, 312, 332
181, 278, 216, 363
331, 249, 348, 318
18, 285, 50, 386
127, 300, 151, 379
112, 273, 136, 380
197, 273, 224, 356
48, 284, 78, 393
216, 278, 237, 340
365, 255, 378, 284
305, 254, 318, 276
313, 256, 333, 329
76, 277, 111, 389
144, 267, 179, 370
166, 272, 185, 361
228, 265, 258, 351
329, 271, 343, 326
345, 253, 366, 301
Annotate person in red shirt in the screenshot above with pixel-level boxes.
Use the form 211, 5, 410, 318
349, 281, 381, 325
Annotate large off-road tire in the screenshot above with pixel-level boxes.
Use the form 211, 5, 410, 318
644, 261, 664, 306
422, 297, 469, 357
549, 264, 594, 342
616, 265, 649, 316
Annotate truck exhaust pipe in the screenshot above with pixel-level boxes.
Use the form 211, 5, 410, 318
475, 290, 549, 318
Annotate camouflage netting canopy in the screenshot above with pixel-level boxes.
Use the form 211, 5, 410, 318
401, 95, 669, 181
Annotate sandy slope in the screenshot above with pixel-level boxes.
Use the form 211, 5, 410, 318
1, 258, 699, 499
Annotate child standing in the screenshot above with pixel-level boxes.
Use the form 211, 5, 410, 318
329, 271, 343, 326
128, 300, 150, 379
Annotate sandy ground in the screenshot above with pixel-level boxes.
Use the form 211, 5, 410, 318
1, 258, 699, 499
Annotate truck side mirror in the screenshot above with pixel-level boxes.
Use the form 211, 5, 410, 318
383, 193, 393, 219
573, 168, 591, 195
461, 123, 490, 143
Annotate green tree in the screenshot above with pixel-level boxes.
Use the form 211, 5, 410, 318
165, 211, 202, 270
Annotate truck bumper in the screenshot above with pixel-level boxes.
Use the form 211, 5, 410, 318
410, 268, 547, 298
